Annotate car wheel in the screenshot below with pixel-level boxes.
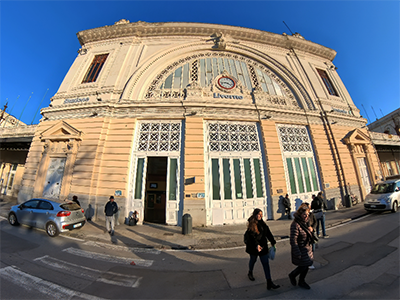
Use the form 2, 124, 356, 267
391, 201, 398, 213
46, 222, 59, 237
8, 213, 19, 226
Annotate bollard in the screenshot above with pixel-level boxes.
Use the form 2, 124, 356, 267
182, 213, 192, 235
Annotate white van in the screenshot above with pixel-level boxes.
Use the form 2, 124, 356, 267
364, 179, 400, 213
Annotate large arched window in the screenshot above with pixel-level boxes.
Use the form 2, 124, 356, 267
145, 52, 294, 101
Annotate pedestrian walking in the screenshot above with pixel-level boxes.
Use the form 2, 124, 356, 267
288, 205, 316, 290
304, 202, 317, 269
72, 195, 80, 207
282, 194, 292, 219
245, 208, 280, 290
311, 192, 329, 238
104, 196, 118, 235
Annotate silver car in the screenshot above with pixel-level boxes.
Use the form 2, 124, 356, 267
364, 179, 400, 213
8, 198, 86, 237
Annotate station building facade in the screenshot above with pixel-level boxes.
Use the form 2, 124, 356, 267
18, 20, 382, 226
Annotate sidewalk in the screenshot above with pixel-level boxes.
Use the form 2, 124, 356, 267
0, 196, 368, 250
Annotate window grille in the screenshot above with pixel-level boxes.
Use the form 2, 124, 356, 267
208, 122, 259, 152
278, 126, 312, 153
137, 122, 181, 152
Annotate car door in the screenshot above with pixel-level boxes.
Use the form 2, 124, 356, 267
35, 200, 54, 229
17, 200, 40, 226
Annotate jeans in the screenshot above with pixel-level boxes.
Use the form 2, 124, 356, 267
249, 254, 271, 280
105, 215, 115, 232
316, 214, 326, 236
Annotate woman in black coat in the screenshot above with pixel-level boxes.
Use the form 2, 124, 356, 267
245, 208, 280, 290
288, 205, 315, 290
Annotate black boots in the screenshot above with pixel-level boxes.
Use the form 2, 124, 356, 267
248, 271, 255, 281
298, 281, 311, 289
288, 273, 297, 286
267, 279, 280, 290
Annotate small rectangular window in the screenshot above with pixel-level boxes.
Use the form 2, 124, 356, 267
82, 54, 109, 83
317, 69, 338, 96
168, 159, 178, 200
233, 159, 243, 199
223, 159, 232, 200
287, 158, 297, 194
134, 158, 145, 199
212, 159, 221, 200
253, 158, 264, 197
244, 159, 253, 198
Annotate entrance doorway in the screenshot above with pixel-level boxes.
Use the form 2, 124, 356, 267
144, 157, 167, 223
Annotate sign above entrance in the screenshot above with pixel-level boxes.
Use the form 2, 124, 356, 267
213, 93, 243, 100
64, 97, 89, 104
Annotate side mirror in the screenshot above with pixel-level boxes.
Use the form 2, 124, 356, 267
18, 205, 24, 210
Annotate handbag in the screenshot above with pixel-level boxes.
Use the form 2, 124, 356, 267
268, 246, 276, 260
314, 210, 324, 219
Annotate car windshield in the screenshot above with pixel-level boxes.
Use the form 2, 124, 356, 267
370, 182, 395, 194
60, 203, 81, 211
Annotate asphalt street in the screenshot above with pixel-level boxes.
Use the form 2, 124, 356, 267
0, 199, 398, 299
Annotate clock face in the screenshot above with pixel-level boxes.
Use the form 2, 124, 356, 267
218, 77, 236, 90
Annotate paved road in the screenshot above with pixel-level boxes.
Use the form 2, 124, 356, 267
0, 210, 398, 299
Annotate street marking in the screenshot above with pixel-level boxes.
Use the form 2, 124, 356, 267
34, 255, 141, 287
84, 240, 161, 255
62, 247, 154, 267
0, 266, 106, 300
60, 235, 85, 242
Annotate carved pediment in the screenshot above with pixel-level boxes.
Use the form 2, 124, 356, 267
40, 121, 83, 142
343, 129, 370, 145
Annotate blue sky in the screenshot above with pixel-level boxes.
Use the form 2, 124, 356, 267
1, 0, 399, 125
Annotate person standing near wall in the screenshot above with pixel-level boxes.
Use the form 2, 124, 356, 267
72, 195, 80, 207
311, 192, 329, 238
282, 194, 292, 219
104, 196, 118, 235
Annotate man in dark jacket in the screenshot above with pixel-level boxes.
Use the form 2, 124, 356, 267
72, 195, 80, 207
311, 192, 329, 238
104, 196, 118, 235
282, 194, 292, 219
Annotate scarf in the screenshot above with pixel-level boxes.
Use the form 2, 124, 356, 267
294, 212, 317, 244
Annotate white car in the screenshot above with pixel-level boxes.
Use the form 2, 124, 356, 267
364, 179, 400, 213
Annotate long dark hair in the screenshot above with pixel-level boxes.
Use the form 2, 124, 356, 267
247, 208, 262, 234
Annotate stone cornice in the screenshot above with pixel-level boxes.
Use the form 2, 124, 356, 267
76, 21, 337, 61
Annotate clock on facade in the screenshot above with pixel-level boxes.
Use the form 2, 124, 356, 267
217, 76, 236, 90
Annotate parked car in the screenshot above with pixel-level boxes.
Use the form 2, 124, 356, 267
8, 198, 86, 237
364, 179, 400, 213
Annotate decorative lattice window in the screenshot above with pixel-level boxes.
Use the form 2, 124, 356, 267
137, 122, 181, 152
208, 122, 260, 152
278, 125, 312, 153
277, 124, 319, 194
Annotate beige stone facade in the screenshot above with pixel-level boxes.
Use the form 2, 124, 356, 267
17, 20, 381, 226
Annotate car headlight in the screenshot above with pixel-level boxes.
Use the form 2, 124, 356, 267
379, 196, 390, 204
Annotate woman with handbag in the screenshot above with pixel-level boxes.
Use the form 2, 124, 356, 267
311, 193, 329, 238
245, 208, 280, 290
288, 205, 316, 290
